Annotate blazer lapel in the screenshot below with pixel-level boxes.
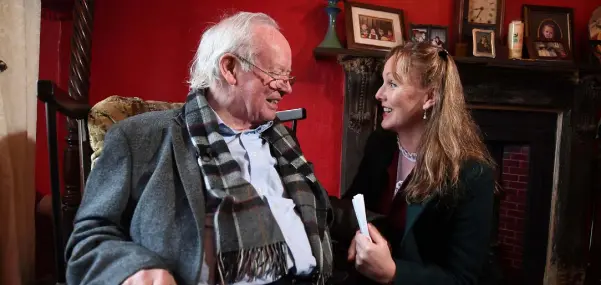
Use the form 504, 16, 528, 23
170, 116, 205, 246
397, 199, 431, 263
401, 198, 433, 244
395, 169, 433, 243
403, 203, 424, 237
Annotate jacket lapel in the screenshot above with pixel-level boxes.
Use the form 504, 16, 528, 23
395, 169, 433, 243
171, 113, 206, 266
401, 198, 432, 243
397, 199, 431, 263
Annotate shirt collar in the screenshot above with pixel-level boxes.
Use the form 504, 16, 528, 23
209, 107, 273, 136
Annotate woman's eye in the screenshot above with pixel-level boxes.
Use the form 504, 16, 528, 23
388, 81, 397, 88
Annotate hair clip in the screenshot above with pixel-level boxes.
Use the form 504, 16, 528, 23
438, 48, 449, 60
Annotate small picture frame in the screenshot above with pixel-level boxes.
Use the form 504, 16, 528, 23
409, 24, 449, 49
410, 24, 430, 44
472, 29, 496, 58
345, 1, 405, 51
429, 25, 448, 49
526, 38, 572, 61
523, 5, 574, 50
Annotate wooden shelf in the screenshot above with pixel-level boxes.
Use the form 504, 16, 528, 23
313, 47, 601, 73
453, 56, 578, 72
313, 47, 386, 60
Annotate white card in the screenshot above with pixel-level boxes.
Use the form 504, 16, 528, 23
352, 194, 372, 241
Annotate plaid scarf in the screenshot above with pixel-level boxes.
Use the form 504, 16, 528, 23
184, 89, 333, 284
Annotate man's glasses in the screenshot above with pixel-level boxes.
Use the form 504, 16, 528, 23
234, 55, 295, 93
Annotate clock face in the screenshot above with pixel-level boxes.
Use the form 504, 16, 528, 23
468, 0, 497, 24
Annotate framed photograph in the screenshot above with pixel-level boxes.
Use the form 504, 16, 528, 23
345, 1, 405, 51
429, 25, 448, 49
472, 29, 496, 58
410, 24, 449, 49
589, 6, 601, 64
526, 38, 572, 61
523, 5, 574, 50
410, 24, 430, 44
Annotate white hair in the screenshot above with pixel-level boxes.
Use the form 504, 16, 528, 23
188, 12, 280, 90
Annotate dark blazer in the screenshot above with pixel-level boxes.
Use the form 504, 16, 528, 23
332, 128, 501, 285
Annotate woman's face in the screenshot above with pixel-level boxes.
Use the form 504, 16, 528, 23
375, 58, 433, 132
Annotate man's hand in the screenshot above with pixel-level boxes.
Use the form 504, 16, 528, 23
122, 269, 176, 285
353, 224, 396, 284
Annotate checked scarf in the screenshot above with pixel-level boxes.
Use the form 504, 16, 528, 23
184, 89, 333, 284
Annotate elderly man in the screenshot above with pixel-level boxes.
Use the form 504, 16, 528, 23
65, 12, 333, 285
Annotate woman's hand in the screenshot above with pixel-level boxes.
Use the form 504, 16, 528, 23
348, 224, 396, 284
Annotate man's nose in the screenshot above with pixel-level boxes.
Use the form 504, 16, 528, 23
277, 80, 293, 96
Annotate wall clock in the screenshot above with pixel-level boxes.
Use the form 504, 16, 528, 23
455, 0, 505, 44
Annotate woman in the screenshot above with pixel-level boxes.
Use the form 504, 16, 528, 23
337, 42, 499, 285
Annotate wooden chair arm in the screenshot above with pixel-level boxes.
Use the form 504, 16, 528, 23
37, 80, 91, 119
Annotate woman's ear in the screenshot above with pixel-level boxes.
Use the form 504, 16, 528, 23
422, 91, 436, 110
218, 54, 237, 86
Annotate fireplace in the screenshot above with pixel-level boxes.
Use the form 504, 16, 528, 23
474, 108, 558, 284
498, 144, 530, 273
318, 48, 601, 285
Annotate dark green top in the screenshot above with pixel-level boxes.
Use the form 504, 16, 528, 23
331, 129, 501, 285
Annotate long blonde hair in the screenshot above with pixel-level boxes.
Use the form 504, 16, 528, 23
387, 42, 494, 203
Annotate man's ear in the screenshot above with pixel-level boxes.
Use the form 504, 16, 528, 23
219, 53, 237, 86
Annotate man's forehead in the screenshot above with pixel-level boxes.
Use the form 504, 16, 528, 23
253, 28, 292, 73
257, 53, 292, 74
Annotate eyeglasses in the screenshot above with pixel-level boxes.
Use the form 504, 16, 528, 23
233, 55, 295, 94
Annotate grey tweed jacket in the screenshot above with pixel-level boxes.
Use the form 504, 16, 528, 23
66, 108, 208, 285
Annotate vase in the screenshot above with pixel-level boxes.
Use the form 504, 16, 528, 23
318, 0, 343, 48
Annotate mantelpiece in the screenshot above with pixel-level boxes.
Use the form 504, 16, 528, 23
314, 47, 600, 73
314, 47, 601, 285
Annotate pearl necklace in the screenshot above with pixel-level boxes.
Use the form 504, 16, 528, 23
394, 180, 404, 195
396, 136, 417, 162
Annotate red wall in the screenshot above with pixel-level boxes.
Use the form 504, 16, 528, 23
37, 0, 601, 197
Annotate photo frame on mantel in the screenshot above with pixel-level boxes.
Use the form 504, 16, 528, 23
523, 5, 574, 50
345, 1, 405, 51
410, 24, 449, 49
410, 24, 430, 44
526, 38, 573, 61
429, 25, 449, 49
472, 29, 496, 58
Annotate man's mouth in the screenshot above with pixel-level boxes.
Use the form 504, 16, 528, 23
266, 98, 280, 110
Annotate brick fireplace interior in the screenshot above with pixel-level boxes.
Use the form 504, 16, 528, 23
498, 145, 529, 272
474, 109, 557, 285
